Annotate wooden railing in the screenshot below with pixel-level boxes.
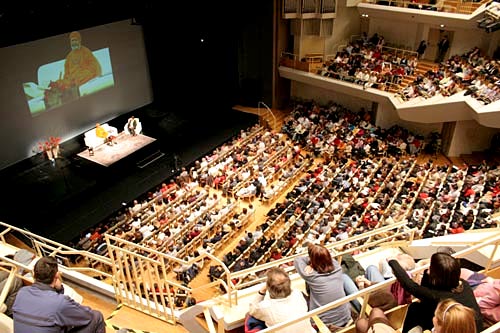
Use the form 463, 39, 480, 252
0, 219, 499, 331
0, 222, 113, 279
213, 230, 500, 333
280, 51, 321, 73
360, 0, 489, 15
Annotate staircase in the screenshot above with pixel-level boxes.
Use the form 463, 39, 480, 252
232, 105, 291, 132
178, 303, 220, 333
390, 60, 437, 94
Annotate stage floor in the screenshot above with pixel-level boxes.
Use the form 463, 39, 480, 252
77, 133, 156, 167
0, 105, 258, 244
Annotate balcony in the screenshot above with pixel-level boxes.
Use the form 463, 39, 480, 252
278, 65, 500, 128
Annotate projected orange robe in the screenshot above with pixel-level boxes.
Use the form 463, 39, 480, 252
63, 46, 102, 87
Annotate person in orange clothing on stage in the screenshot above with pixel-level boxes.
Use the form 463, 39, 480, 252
95, 123, 116, 146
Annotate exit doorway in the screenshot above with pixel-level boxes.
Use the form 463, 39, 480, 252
425, 29, 454, 62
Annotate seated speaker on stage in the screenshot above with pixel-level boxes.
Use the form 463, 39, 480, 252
84, 123, 118, 152
95, 123, 117, 146
124, 116, 142, 136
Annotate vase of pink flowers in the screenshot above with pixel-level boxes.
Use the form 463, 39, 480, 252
49, 136, 61, 159
37, 136, 61, 161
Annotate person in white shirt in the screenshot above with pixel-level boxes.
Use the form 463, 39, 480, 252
248, 267, 315, 333
131, 215, 141, 229
131, 199, 142, 214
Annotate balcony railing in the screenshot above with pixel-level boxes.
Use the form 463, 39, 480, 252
361, 0, 489, 15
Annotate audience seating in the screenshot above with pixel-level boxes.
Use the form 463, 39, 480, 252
65, 98, 500, 333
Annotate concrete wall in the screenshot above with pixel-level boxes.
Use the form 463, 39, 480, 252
296, 0, 361, 58
325, 0, 361, 55
291, 81, 373, 112
376, 101, 443, 136
367, 18, 491, 56
447, 120, 499, 156
301, 35, 325, 57
449, 27, 491, 57
368, 17, 419, 48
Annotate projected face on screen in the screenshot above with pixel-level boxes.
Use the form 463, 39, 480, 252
22, 31, 115, 116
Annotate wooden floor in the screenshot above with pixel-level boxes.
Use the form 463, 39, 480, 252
73, 285, 190, 333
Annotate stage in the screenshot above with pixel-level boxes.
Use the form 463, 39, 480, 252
77, 133, 157, 167
0, 105, 258, 244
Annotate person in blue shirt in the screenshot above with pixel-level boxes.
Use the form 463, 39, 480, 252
12, 256, 105, 333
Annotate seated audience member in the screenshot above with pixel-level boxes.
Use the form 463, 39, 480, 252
460, 268, 500, 326
294, 243, 352, 330
236, 183, 257, 199
379, 254, 415, 306
12, 256, 105, 333
341, 253, 389, 312
355, 307, 397, 333
248, 267, 315, 333
431, 298, 477, 333
388, 252, 482, 333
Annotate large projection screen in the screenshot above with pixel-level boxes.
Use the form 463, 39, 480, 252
0, 19, 153, 170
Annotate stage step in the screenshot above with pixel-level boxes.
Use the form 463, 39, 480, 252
136, 150, 165, 169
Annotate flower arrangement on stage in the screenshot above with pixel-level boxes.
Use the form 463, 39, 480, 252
49, 136, 61, 148
36, 136, 61, 161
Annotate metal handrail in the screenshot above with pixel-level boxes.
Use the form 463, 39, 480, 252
258, 101, 277, 131
230, 231, 500, 333
1, 219, 499, 332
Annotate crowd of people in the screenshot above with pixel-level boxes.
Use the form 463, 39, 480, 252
399, 46, 499, 105
57, 98, 500, 332
247, 243, 493, 333
318, 33, 418, 92
290, 32, 500, 106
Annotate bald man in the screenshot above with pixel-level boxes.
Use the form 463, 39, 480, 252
62, 31, 102, 87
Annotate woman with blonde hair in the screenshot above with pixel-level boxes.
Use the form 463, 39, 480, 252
432, 299, 476, 333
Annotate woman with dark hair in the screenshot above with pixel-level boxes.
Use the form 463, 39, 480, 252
388, 252, 482, 333
294, 244, 352, 331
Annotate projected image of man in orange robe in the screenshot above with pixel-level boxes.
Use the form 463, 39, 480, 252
63, 31, 102, 87
44, 31, 101, 108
